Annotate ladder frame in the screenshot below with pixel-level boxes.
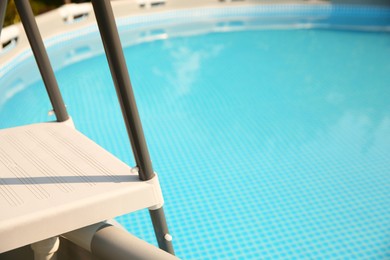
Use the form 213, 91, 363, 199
2, 0, 175, 255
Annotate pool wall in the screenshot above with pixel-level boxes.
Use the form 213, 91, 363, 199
2, 0, 390, 67
1, 1, 328, 62
334, 0, 389, 6
1, 0, 389, 93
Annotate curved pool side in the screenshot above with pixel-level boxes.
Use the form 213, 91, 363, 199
1, 3, 389, 102
1, 2, 390, 75
1, 3, 390, 260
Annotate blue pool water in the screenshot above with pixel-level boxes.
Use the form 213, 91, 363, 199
1, 6, 390, 259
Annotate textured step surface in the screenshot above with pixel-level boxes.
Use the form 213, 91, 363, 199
0, 122, 159, 252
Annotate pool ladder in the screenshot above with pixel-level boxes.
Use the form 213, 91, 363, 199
0, 0, 176, 259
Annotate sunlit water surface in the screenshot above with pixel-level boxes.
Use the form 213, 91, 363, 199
1, 28, 390, 259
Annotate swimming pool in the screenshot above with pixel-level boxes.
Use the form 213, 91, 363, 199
1, 4, 390, 259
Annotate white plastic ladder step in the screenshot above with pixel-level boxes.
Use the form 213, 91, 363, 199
0, 122, 162, 253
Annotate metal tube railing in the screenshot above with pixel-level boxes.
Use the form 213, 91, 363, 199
90, 0, 154, 182
91, 0, 175, 255
0, 0, 7, 39
14, 0, 69, 122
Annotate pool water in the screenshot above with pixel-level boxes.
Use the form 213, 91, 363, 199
1, 19, 390, 259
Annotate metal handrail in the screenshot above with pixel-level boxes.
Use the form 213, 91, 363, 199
14, 0, 69, 122
91, 0, 174, 254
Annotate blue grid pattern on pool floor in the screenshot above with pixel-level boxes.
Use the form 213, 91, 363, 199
89, 30, 388, 259
1, 8, 390, 260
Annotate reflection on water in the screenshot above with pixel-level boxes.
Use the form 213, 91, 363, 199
159, 42, 224, 96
